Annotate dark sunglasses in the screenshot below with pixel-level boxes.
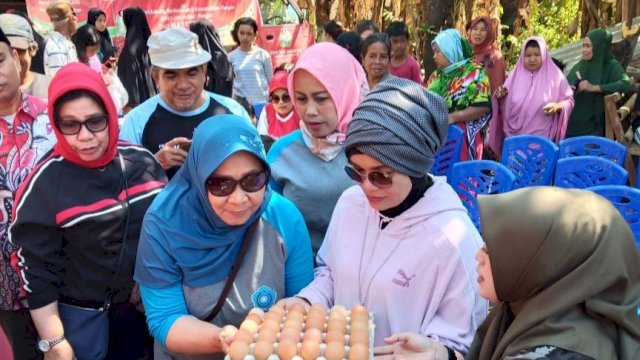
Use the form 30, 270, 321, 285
270, 93, 291, 104
344, 164, 394, 189
56, 115, 109, 135
206, 170, 269, 197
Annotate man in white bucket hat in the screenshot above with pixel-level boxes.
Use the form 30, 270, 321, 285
120, 27, 248, 178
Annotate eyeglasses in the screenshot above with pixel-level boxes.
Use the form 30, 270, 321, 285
56, 115, 109, 135
205, 170, 269, 197
270, 93, 291, 104
344, 164, 394, 189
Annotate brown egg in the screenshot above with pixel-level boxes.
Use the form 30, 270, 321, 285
350, 305, 368, 319
233, 329, 254, 344
310, 303, 327, 314
285, 311, 305, 323
304, 314, 325, 331
269, 305, 287, 317
246, 313, 264, 325
324, 341, 346, 360
261, 318, 281, 333
349, 320, 369, 335
324, 330, 345, 345
302, 327, 323, 343
252, 340, 274, 360
326, 318, 346, 333
300, 340, 322, 360
277, 339, 298, 360
289, 303, 307, 315
279, 327, 301, 342
330, 305, 348, 317
263, 312, 283, 324
284, 318, 303, 332
249, 307, 265, 316
228, 341, 250, 360
348, 329, 369, 346
348, 343, 369, 360
240, 319, 260, 335
257, 328, 278, 343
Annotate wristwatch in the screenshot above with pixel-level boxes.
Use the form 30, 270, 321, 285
37, 334, 66, 353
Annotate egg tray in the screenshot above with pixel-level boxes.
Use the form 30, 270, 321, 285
224, 312, 375, 360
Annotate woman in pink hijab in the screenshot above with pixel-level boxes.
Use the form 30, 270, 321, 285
267, 42, 369, 256
489, 37, 574, 155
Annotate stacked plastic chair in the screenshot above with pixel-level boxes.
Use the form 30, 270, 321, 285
500, 135, 559, 188
589, 185, 640, 249
431, 125, 463, 177
558, 135, 627, 165
554, 156, 628, 188
448, 160, 516, 231
253, 101, 268, 119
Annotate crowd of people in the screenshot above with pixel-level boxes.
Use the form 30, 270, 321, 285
0, 1, 638, 359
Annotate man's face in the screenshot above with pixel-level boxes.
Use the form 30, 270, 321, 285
0, 43, 22, 107
14, 47, 33, 84
153, 65, 207, 112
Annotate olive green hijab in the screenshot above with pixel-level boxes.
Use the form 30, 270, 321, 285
566, 29, 623, 136
467, 187, 640, 359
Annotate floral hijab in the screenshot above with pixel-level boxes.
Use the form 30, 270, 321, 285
427, 29, 491, 159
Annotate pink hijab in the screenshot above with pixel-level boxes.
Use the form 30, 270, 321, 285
489, 37, 574, 155
288, 42, 369, 160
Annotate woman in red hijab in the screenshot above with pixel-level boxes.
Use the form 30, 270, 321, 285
9, 63, 166, 359
467, 16, 506, 95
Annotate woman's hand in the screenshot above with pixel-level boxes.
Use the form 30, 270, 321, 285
577, 80, 601, 93
494, 86, 508, 99
219, 325, 238, 354
543, 102, 563, 115
44, 339, 75, 360
275, 296, 311, 311
374, 332, 450, 360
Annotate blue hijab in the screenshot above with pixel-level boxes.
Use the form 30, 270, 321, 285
432, 29, 470, 74
135, 115, 271, 288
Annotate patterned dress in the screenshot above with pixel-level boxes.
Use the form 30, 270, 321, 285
426, 61, 491, 160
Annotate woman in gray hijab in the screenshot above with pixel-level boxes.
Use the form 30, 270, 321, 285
279, 77, 487, 353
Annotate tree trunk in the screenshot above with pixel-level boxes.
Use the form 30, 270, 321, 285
512, 0, 529, 36
421, 0, 454, 77
618, 0, 640, 70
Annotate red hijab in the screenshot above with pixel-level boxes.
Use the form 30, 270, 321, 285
48, 63, 119, 168
467, 16, 506, 93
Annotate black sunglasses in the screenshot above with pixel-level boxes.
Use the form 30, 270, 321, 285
270, 93, 291, 104
56, 115, 109, 135
344, 164, 394, 189
206, 170, 269, 197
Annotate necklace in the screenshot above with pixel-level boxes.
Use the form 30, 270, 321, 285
357, 214, 404, 306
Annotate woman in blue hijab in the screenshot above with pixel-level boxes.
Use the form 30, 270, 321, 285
134, 115, 314, 358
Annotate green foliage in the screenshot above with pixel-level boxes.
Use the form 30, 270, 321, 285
501, 0, 581, 69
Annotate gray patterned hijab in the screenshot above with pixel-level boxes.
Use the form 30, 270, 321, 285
344, 77, 449, 177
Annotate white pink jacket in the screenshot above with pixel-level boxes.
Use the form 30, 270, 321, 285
297, 176, 488, 351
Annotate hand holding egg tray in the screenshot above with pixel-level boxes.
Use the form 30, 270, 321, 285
225, 303, 375, 360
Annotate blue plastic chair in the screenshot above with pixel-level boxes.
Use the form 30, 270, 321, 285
554, 156, 628, 189
448, 160, 516, 231
500, 135, 559, 188
252, 101, 268, 119
431, 125, 464, 177
558, 136, 627, 165
589, 185, 640, 249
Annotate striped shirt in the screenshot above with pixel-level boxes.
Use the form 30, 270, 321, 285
229, 47, 273, 104
44, 31, 78, 77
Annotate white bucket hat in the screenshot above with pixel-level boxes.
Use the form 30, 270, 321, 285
148, 28, 212, 69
